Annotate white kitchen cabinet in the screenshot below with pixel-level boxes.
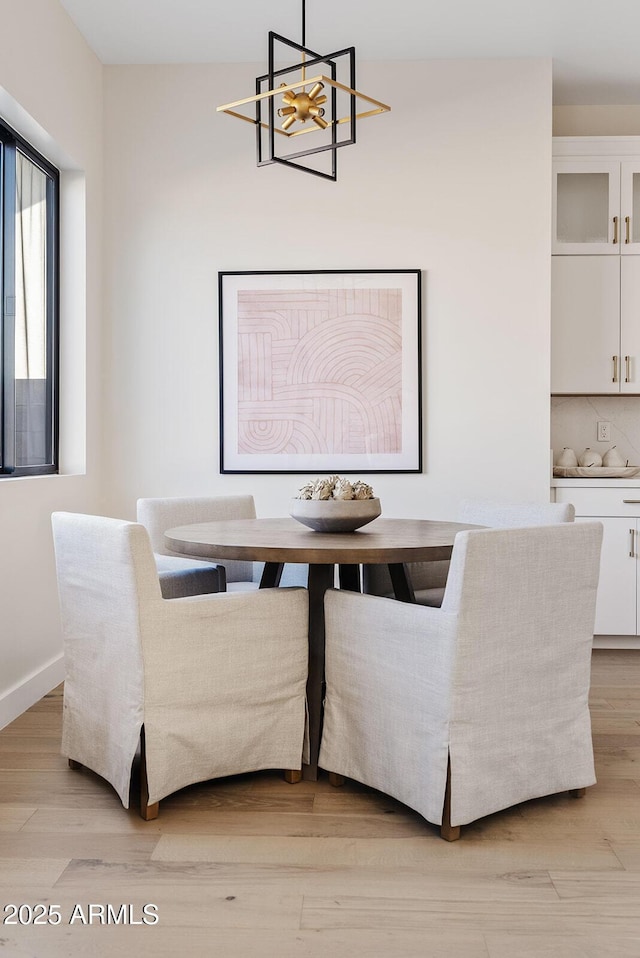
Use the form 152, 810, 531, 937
553, 138, 640, 254
552, 138, 640, 394
577, 516, 637, 635
551, 255, 640, 393
554, 486, 640, 637
619, 256, 640, 389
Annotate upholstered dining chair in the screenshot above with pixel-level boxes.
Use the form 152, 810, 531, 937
51, 511, 309, 820
457, 497, 576, 527
320, 521, 602, 840
363, 498, 576, 607
137, 494, 259, 594
137, 494, 307, 591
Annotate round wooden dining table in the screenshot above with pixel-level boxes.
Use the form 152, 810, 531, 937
165, 516, 479, 780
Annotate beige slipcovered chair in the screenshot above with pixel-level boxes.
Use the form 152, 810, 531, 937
457, 497, 576, 527
363, 498, 576, 607
51, 511, 309, 820
137, 494, 307, 590
320, 522, 602, 840
137, 494, 259, 594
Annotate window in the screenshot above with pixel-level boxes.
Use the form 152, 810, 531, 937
0, 118, 59, 476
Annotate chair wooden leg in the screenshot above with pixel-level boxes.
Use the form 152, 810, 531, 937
68, 759, 83, 770
328, 772, 345, 787
141, 798, 159, 821
569, 787, 586, 799
441, 820, 461, 841
283, 769, 302, 784
139, 727, 159, 821
441, 756, 461, 841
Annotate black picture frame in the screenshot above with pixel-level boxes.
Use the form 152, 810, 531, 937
219, 269, 422, 474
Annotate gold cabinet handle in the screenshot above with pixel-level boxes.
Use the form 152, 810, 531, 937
613, 355, 619, 382
623, 500, 640, 503
614, 216, 619, 244
630, 529, 636, 558
626, 215, 631, 244
626, 355, 631, 383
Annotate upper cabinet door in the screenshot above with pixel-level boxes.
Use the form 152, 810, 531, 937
551, 256, 621, 394
620, 256, 640, 393
620, 162, 640, 253
553, 160, 621, 254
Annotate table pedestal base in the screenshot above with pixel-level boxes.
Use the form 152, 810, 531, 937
260, 560, 408, 781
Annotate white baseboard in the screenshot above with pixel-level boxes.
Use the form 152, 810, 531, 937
593, 635, 640, 650
0, 655, 65, 730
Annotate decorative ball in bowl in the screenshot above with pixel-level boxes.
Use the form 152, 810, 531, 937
290, 497, 382, 533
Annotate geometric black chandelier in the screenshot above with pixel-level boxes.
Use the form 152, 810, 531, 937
216, 0, 391, 182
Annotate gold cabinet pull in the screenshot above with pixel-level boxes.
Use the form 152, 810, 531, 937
626, 355, 631, 383
626, 215, 631, 244
623, 500, 640, 503
630, 529, 635, 558
614, 216, 619, 244
613, 355, 619, 382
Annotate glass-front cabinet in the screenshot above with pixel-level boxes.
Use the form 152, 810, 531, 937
621, 162, 640, 247
554, 161, 619, 253
553, 140, 640, 254
552, 137, 640, 395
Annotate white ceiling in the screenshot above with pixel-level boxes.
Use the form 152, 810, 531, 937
58, 0, 640, 105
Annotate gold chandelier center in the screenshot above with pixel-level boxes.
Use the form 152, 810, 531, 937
277, 81, 328, 131
289, 92, 315, 120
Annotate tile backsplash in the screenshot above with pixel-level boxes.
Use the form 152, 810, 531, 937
551, 396, 640, 465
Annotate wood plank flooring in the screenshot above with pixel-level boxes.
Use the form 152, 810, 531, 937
0, 649, 639, 956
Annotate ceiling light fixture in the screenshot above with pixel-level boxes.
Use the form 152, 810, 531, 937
216, 0, 390, 182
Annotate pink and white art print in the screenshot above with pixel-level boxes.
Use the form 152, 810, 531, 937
219, 271, 422, 473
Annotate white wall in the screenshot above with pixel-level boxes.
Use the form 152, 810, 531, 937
0, 0, 104, 725
103, 59, 553, 522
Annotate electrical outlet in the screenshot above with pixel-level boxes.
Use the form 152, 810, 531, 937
597, 421, 611, 442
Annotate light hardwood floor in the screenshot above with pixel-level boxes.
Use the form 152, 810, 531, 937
1, 649, 639, 957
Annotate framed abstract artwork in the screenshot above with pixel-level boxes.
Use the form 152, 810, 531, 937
218, 269, 422, 474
